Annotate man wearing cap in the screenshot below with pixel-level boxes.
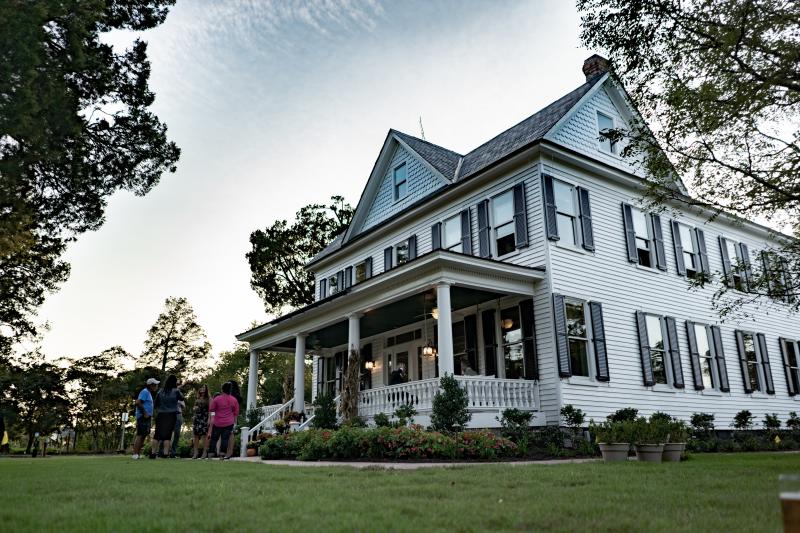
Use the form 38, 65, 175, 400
131, 378, 159, 460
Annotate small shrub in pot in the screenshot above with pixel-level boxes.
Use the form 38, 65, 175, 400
590, 419, 631, 462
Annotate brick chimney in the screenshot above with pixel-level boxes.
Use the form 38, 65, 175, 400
582, 54, 609, 82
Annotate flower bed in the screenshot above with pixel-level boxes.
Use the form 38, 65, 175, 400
260, 426, 519, 462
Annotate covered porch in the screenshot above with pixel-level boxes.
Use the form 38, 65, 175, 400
236, 250, 547, 431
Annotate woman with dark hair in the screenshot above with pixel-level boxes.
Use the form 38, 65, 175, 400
150, 374, 184, 459
192, 384, 210, 459
224, 381, 244, 458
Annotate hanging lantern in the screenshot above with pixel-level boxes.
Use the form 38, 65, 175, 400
422, 340, 437, 357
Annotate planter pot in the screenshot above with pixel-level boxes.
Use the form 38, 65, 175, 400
635, 444, 664, 463
246, 448, 258, 457
662, 442, 685, 462
598, 443, 630, 462
289, 421, 300, 432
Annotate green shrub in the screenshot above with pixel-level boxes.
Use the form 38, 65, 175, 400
590, 419, 633, 444
632, 417, 669, 444
560, 405, 586, 447
246, 408, 262, 430
690, 412, 715, 438
497, 408, 533, 444
576, 439, 599, 456
667, 419, 690, 443
607, 407, 638, 423
393, 402, 417, 426
763, 413, 781, 432
341, 416, 367, 429
311, 394, 338, 430
328, 427, 367, 459
788, 412, 800, 431
297, 430, 334, 461
732, 410, 754, 430
373, 412, 391, 428
456, 431, 518, 460
430, 374, 471, 433
650, 411, 672, 424
530, 425, 564, 450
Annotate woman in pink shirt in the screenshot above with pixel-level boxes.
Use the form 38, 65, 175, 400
204, 381, 240, 460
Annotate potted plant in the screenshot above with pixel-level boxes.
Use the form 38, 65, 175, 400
246, 441, 259, 457
273, 419, 288, 435
284, 411, 302, 432
662, 419, 688, 462
590, 420, 630, 462
633, 417, 667, 463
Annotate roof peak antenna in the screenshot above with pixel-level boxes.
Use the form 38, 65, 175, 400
419, 116, 426, 141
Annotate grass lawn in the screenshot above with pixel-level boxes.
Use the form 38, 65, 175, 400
1, 452, 796, 532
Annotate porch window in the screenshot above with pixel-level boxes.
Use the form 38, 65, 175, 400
644, 315, 668, 385
597, 111, 616, 154
553, 180, 578, 247
492, 190, 516, 257
443, 215, 462, 253
565, 300, 590, 377
693, 323, 716, 389
500, 306, 524, 379
740, 332, 761, 392
395, 240, 410, 265
631, 207, 654, 268
452, 321, 469, 375
678, 223, 699, 277
393, 163, 408, 201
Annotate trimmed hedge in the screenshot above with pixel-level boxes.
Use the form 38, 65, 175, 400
260, 426, 518, 461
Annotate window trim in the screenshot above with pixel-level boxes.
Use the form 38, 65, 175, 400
552, 178, 581, 249
644, 313, 673, 387
631, 207, 656, 269
442, 214, 463, 253
738, 330, 765, 393
564, 297, 594, 380
490, 188, 517, 259
691, 322, 719, 390
394, 238, 410, 266
354, 261, 367, 284
393, 162, 408, 202
596, 111, 617, 154
498, 304, 524, 379
328, 274, 339, 295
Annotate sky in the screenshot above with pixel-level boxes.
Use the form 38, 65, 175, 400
37, 0, 594, 363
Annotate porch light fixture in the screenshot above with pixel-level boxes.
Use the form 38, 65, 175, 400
502, 318, 515, 330
431, 307, 439, 320
422, 340, 437, 358
365, 360, 375, 370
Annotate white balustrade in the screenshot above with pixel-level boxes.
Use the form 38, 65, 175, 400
357, 378, 440, 419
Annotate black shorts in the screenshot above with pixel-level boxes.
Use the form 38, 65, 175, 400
136, 417, 151, 437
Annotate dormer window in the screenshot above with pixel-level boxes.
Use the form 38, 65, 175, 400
597, 111, 616, 154
393, 163, 408, 201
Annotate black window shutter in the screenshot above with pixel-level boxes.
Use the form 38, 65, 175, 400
577, 187, 594, 251
671, 220, 686, 276
780, 338, 798, 396
542, 175, 559, 240
481, 309, 497, 377
710, 326, 730, 392
782, 258, 795, 303
719, 237, 733, 287
622, 203, 638, 263
319, 278, 327, 299
384, 247, 393, 271
652, 215, 667, 270
408, 235, 417, 260
553, 294, 571, 377
431, 222, 442, 251
344, 266, 353, 289
477, 200, 491, 258
757, 333, 775, 394
513, 182, 529, 249
695, 229, 710, 276
464, 314, 479, 373
460, 209, 472, 255
364, 257, 372, 279
636, 311, 655, 386
336, 270, 345, 291
519, 299, 538, 380
589, 301, 609, 382
739, 243, 753, 291
664, 317, 684, 388
685, 322, 705, 390
735, 330, 753, 393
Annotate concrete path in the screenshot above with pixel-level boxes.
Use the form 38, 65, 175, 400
231, 456, 599, 469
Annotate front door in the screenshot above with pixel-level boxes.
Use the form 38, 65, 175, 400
386, 348, 411, 385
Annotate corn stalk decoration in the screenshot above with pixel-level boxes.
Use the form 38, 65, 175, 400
339, 348, 361, 421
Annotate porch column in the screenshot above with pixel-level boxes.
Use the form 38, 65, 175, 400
247, 348, 258, 410
436, 282, 454, 376
348, 313, 362, 354
294, 334, 306, 414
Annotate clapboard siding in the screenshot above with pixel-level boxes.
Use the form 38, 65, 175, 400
543, 159, 799, 426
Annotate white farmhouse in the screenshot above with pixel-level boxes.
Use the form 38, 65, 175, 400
238, 56, 799, 432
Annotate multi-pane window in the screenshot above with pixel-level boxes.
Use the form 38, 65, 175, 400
631, 207, 654, 268
678, 224, 699, 276
741, 332, 761, 391
725, 239, 747, 291
566, 301, 590, 377
782, 339, 800, 394
597, 112, 616, 154
393, 163, 408, 201
492, 190, 516, 257
645, 315, 668, 384
693, 323, 715, 389
443, 216, 462, 253
328, 275, 339, 295
500, 306, 523, 379
395, 240, 410, 266
354, 262, 367, 284
554, 180, 579, 246
452, 321, 474, 375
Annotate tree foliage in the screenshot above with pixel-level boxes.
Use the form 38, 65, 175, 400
141, 297, 211, 378
0, 0, 180, 356
247, 196, 353, 315
577, 0, 800, 314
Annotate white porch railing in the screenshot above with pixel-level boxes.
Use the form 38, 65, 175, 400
357, 376, 538, 419
247, 398, 294, 439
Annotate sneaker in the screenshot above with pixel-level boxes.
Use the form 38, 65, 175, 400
131, 454, 140, 460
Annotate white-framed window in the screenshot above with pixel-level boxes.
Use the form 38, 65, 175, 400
565, 299, 591, 377
631, 207, 654, 268
782, 338, 800, 394
597, 111, 616, 154
500, 306, 523, 379
740, 332, 762, 392
692, 323, 716, 389
644, 314, 669, 385
553, 179, 579, 247
724, 239, 747, 291
393, 163, 408, 201
678, 223, 700, 276
354, 262, 367, 284
492, 189, 516, 257
443, 215, 462, 253
328, 274, 339, 295
395, 239, 410, 266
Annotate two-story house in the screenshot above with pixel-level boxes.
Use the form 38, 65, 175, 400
237, 55, 799, 431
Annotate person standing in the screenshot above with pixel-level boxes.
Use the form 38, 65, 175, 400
225, 381, 244, 459
150, 375, 184, 459
131, 378, 159, 460
169, 381, 186, 458
191, 384, 210, 459
206, 382, 239, 460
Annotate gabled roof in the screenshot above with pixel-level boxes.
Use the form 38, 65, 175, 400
392, 130, 463, 180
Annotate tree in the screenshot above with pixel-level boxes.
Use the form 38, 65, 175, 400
0, 1, 180, 357
247, 196, 353, 315
141, 297, 211, 379
577, 0, 799, 314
